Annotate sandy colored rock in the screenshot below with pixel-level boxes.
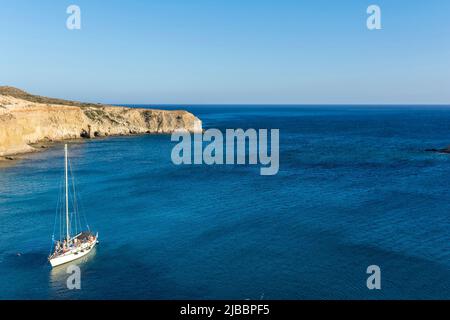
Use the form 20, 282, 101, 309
0, 87, 202, 157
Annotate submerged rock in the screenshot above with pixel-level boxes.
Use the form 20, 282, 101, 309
425, 146, 450, 154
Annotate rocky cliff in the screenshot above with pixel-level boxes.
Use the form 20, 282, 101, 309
0, 87, 202, 157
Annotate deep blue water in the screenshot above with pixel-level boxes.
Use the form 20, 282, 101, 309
1, 105, 450, 299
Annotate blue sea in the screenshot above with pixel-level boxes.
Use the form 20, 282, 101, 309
1, 106, 450, 299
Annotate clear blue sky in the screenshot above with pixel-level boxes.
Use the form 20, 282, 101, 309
1, 0, 449, 104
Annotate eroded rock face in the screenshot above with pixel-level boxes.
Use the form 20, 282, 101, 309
0, 87, 202, 156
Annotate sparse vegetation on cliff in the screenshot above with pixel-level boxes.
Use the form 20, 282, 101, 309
0, 87, 202, 157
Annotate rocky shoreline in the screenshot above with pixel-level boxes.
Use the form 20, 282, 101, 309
0, 87, 202, 159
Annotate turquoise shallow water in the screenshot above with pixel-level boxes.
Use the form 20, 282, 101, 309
1, 105, 450, 299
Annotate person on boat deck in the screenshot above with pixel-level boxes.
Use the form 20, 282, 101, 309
55, 241, 61, 253
74, 238, 78, 247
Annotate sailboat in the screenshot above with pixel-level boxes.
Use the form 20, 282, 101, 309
48, 144, 98, 268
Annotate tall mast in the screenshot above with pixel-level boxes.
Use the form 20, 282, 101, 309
65, 144, 70, 242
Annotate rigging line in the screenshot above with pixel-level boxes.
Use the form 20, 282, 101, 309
58, 174, 64, 240
70, 189, 76, 236
76, 176, 90, 231
69, 159, 90, 231
69, 159, 82, 234
79, 194, 90, 231
69, 192, 76, 236
68, 159, 77, 237
51, 171, 64, 254
59, 171, 64, 241
59, 180, 61, 241
61, 159, 66, 241
69, 162, 78, 235
71, 161, 82, 233
50, 176, 62, 254
60, 173, 64, 242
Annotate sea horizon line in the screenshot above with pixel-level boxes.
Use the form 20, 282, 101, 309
114, 103, 450, 108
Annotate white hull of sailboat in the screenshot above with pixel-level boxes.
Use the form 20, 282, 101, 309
50, 238, 98, 268
49, 145, 99, 268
